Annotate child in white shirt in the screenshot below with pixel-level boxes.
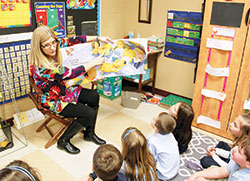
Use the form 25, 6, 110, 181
148, 112, 180, 180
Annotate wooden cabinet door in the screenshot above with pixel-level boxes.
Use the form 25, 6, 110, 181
229, 25, 250, 129
192, 0, 250, 139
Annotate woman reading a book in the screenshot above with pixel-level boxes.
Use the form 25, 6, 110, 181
30, 25, 113, 154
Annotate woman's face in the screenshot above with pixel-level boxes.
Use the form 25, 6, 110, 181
167, 103, 181, 119
40, 37, 57, 59
229, 116, 246, 137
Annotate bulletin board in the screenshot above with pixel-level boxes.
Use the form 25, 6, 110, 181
164, 10, 202, 63
0, 0, 98, 35
0, 0, 99, 104
0, 0, 32, 28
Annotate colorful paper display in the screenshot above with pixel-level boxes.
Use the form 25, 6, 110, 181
66, 0, 96, 9
0, 0, 31, 28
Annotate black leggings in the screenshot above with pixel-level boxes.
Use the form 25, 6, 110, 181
200, 141, 231, 168
59, 87, 99, 128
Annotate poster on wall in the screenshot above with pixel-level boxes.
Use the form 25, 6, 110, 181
164, 10, 202, 63
66, 0, 96, 9
0, 0, 31, 28
34, 2, 66, 38
62, 38, 148, 84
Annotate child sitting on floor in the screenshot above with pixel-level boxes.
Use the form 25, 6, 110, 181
86, 144, 126, 181
167, 102, 194, 154
0, 160, 41, 181
121, 127, 158, 181
148, 112, 179, 180
188, 134, 250, 181
198, 114, 250, 169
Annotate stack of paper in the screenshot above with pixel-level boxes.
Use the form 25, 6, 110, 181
13, 108, 45, 129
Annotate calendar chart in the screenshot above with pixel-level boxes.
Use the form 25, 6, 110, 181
0, 40, 30, 104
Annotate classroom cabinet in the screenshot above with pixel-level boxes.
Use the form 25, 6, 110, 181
192, 0, 250, 139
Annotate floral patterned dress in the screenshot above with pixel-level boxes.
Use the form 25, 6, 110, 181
31, 35, 87, 114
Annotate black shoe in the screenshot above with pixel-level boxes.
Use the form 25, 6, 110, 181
57, 138, 80, 154
84, 131, 106, 145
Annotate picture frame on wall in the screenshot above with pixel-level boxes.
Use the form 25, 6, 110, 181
138, 0, 152, 24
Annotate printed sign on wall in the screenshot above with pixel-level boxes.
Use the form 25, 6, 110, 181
34, 2, 66, 38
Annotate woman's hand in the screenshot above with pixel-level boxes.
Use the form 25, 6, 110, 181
86, 36, 113, 44
83, 54, 105, 72
98, 36, 114, 44
92, 54, 105, 66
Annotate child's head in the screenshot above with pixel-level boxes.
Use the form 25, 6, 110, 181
231, 135, 250, 169
229, 114, 250, 138
0, 160, 41, 181
152, 112, 176, 134
168, 102, 194, 146
93, 144, 122, 181
121, 127, 158, 180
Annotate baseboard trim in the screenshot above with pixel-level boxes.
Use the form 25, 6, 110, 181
122, 79, 192, 101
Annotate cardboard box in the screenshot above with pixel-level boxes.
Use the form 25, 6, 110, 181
122, 91, 142, 109
97, 76, 122, 100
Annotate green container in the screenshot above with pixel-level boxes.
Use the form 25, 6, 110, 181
97, 76, 122, 100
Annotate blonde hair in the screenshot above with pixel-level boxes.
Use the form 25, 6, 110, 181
121, 127, 158, 181
233, 114, 250, 147
30, 25, 62, 69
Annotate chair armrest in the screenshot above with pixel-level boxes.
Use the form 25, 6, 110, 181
29, 76, 43, 110
29, 76, 43, 95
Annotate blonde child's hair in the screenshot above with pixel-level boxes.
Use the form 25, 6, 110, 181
233, 114, 250, 147
121, 127, 158, 181
30, 25, 62, 69
155, 112, 176, 134
93, 144, 123, 180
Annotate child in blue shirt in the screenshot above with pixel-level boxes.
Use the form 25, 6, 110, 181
148, 112, 180, 180
188, 134, 250, 181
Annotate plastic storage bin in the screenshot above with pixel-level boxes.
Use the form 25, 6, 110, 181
121, 91, 142, 109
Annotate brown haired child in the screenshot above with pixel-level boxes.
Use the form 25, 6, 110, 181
188, 134, 250, 181
148, 112, 179, 180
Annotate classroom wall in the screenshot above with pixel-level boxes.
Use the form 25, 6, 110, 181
101, 0, 204, 98
3, 0, 203, 119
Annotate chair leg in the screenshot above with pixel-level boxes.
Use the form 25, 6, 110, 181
44, 124, 67, 149
36, 117, 52, 133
